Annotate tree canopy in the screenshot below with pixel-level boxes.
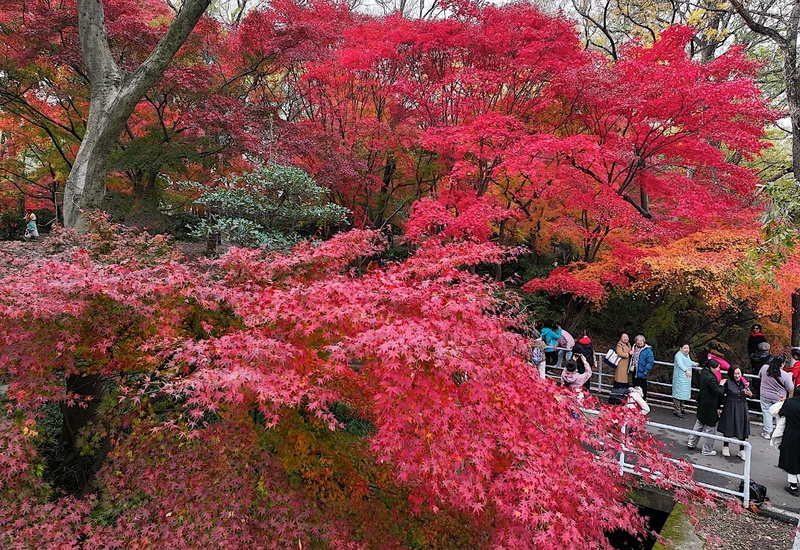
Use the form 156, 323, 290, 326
0, 0, 795, 546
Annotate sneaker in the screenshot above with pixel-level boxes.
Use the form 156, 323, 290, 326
761, 432, 771, 439
786, 485, 799, 497
687, 445, 696, 450
701, 450, 717, 456
738, 450, 746, 460
722, 447, 730, 457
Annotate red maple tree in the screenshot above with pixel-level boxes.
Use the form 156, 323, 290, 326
0, 210, 709, 548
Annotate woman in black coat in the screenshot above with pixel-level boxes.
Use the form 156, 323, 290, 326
779, 394, 800, 496
572, 330, 595, 391
717, 367, 753, 460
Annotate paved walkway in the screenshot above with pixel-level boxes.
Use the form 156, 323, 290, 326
644, 404, 800, 516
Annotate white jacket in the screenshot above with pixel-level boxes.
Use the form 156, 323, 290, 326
770, 400, 786, 448
626, 387, 651, 415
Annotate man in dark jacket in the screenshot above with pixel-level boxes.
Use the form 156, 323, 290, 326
687, 359, 726, 456
749, 340, 772, 374
631, 335, 655, 400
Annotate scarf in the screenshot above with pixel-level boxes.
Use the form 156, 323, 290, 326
630, 345, 642, 373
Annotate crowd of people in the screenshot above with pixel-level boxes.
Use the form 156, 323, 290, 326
531, 321, 800, 498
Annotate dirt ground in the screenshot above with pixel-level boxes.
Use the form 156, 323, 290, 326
695, 503, 796, 549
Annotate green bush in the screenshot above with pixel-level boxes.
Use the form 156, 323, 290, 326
0, 210, 23, 240
176, 163, 350, 250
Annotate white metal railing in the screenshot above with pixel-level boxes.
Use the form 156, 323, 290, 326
628, 421, 752, 507
581, 407, 753, 506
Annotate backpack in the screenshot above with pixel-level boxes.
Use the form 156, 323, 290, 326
608, 387, 628, 405
738, 480, 768, 504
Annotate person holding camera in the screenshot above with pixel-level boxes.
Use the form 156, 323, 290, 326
561, 355, 592, 392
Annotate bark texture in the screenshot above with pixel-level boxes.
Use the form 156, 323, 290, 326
731, 0, 800, 347
63, 0, 212, 230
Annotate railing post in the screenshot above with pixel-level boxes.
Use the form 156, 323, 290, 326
619, 423, 627, 475
742, 441, 751, 508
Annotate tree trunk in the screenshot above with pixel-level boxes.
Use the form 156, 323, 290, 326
63, 0, 212, 230
784, 28, 800, 349
562, 295, 587, 333
793, 291, 800, 347
731, 0, 800, 348
63, 115, 127, 231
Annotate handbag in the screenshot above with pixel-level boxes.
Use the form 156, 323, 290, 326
608, 387, 628, 405
604, 349, 621, 369
738, 480, 768, 504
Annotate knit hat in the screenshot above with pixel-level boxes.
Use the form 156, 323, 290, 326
758, 342, 770, 351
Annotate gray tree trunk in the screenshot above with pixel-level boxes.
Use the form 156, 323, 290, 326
732, 0, 800, 347
63, 0, 211, 230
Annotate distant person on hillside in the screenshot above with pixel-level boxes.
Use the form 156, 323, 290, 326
760, 356, 794, 439
630, 335, 655, 400
688, 359, 725, 456
613, 333, 632, 390
718, 367, 753, 460
24, 210, 39, 239
672, 344, 696, 419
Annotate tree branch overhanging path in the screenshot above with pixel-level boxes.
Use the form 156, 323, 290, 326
63, 0, 212, 230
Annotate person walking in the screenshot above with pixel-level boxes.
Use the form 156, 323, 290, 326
630, 335, 654, 400
24, 210, 39, 239
759, 355, 794, 439
718, 367, 753, 460
688, 359, 726, 456
778, 392, 800, 496
672, 344, 696, 418
613, 333, 632, 390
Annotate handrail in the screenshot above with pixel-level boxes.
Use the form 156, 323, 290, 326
581, 407, 752, 506
549, 349, 766, 422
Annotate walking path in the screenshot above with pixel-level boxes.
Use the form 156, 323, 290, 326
645, 404, 800, 517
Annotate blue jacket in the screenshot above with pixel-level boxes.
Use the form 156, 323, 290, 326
634, 346, 654, 379
541, 327, 562, 352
